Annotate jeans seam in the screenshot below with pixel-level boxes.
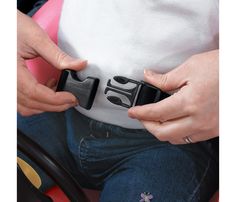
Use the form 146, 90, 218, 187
188, 159, 211, 201
78, 137, 86, 172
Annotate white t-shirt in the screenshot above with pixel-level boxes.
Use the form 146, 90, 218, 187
58, 0, 219, 129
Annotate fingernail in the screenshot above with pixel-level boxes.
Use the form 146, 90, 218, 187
128, 109, 135, 119
144, 69, 154, 77
65, 58, 87, 68
75, 100, 79, 106
71, 99, 78, 104
69, 101, 78, 107
79, 59, 88, 65
67, 99, 76, 104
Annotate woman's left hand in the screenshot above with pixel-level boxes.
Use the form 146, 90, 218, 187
128, 50, 219, 144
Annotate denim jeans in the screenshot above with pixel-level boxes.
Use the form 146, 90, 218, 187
18, 108, 218, 202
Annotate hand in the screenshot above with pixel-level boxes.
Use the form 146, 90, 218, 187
17, 11, 87, 116
128, 50, 219, 144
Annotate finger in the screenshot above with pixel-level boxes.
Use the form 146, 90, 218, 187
20, 82, 79, 105
18, 65, 78, 106
128, 88, 189, 122
18, 91, 77, 112
27, 101, 76, 112
168, 138, 187, 145
17, 104, 43, 117
168, 135, 195, 145
33, 32, 87, 71
34, 83, 79, 105
184, 131, 219, 143
143, 63, 190, 92
141, 116, 194, 142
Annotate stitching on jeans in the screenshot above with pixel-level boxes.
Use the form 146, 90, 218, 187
78, 137, 86, 171
188, 159, 211, 201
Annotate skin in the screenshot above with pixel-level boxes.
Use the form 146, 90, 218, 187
128, 50, 219, 144
17, 10, 87, 116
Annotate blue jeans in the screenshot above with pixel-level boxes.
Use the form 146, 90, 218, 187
18, 108, 218, 202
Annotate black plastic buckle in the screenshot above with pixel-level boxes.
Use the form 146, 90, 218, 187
56, 70, 99, 110
104, 76, 170, 108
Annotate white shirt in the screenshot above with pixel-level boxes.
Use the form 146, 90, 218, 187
58, 0, 219, 129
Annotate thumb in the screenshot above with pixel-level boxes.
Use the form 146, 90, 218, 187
144, 66, 187, 91
34, 33, 87, 71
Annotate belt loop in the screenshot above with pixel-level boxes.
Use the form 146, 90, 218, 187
106, 131, 110, 138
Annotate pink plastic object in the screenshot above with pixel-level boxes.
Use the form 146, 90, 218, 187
26, 0, 63, 84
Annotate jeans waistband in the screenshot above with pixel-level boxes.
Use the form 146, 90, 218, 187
66, 108, 152, 139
